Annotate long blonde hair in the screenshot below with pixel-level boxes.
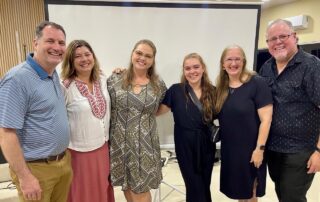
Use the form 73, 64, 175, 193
215, 45, 255, 113
122, 39, 160, 94
181, 53, 216, 123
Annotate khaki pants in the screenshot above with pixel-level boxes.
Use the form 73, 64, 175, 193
10, 150, 73, 202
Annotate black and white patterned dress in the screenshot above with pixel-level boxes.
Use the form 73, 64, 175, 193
107, 73, 167, 193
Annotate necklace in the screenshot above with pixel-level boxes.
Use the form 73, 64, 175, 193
132, 83, 145, 87
132, 81, 149, 87
229, 87, 235, 94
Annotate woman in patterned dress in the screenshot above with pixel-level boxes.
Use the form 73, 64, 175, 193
107, 39, 167, 202
61, 40, 114, 202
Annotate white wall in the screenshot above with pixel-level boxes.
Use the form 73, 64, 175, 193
47, 0, 260, 144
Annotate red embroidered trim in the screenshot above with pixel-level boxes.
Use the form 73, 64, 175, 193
75, 80, 107, 119
62, 79, 72, 89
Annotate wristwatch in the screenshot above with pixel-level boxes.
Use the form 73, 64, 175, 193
257, 145, 265, 151
316, 146, 320, 153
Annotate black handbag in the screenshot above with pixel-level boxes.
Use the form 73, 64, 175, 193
208, 122, 220, 143
186, 84, 220, 143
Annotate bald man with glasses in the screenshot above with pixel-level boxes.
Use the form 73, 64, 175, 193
259, 19, 320, 202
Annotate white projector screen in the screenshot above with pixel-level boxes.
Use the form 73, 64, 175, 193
45, 0, 261, 146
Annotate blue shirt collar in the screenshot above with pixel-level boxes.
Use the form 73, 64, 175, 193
26, 53, 51, 80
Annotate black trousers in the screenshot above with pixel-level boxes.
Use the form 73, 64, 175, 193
266, 150, 315, 202
175, 130, 215, 202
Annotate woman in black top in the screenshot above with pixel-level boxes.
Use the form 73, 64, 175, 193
157, 53, 216, 202
215, 45, 273, 202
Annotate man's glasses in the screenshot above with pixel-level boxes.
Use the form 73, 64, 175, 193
266, 33, 294, 44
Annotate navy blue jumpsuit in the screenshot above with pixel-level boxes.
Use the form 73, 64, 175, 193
162, 83, 216, 202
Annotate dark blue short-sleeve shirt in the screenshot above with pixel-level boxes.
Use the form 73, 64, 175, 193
259, 49, 320, 153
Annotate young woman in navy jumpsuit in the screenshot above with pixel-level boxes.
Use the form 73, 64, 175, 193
157, 53, 216, 202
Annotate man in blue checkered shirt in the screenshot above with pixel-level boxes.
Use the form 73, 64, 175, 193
0, 21, 72, 202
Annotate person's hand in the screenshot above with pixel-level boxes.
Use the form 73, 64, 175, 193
307, 151, 320, 174
250, 149, 264, 168
19, 173, 42, 201
112, 67, 126, 74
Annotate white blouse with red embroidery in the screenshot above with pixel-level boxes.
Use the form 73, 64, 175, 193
61, 75, 111, 152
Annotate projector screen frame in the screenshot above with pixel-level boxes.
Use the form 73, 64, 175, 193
44, 0, 261, 72
44, 0, 261, 146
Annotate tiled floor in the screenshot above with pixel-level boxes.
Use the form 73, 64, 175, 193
114, 150, 320, 202
1, 150, 320, 202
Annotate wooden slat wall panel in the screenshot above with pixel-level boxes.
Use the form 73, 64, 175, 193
0, 0, 44, 78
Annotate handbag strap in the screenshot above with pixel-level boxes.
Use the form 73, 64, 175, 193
186, 84, 203, 113
186, 84, 215, 128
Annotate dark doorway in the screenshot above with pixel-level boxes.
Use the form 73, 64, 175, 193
257, 42, 320, 72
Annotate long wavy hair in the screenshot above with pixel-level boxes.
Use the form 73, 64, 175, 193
61, 40, 100, 82
215, 45, 255, 113
122, 39, 160, 94
181, 53, 216, 123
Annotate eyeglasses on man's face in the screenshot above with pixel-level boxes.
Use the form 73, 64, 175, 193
266, 33, 294, 44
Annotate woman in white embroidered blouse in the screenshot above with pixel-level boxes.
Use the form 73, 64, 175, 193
60, 40, 114, 202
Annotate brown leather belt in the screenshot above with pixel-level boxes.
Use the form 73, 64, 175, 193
27, 151, 66, 163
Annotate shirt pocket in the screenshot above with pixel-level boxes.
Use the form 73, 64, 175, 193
280, 80, 305, 102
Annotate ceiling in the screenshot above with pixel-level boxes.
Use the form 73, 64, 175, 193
93, 0, 300, 9
203, 0, 300, 9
